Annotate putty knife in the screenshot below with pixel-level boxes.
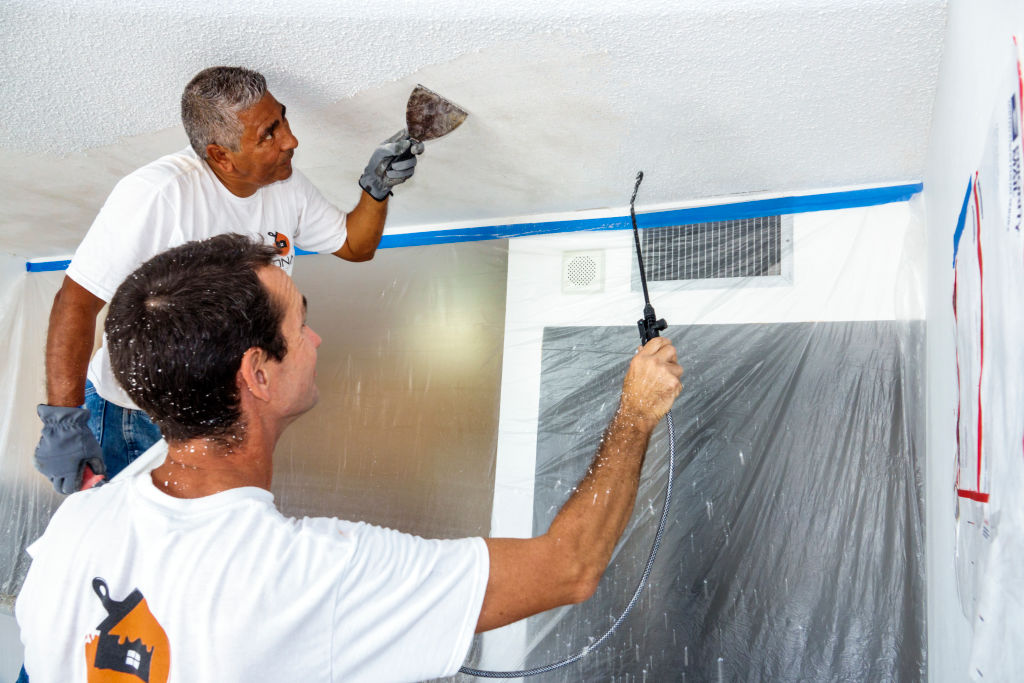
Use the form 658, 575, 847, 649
405, 84, 468, 143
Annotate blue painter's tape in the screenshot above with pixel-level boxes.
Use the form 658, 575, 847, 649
632, 183, 922, 229
380, 216, 631, 249
379, 183, 923, 249
26, 183, 922, 270
952, 177, 974, 268
26, 259, 72, 272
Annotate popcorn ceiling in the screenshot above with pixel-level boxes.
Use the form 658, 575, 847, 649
0, 0, 946, 258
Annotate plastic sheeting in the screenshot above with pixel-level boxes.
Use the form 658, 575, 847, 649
0, 262, 64, 611
0, 243, 508, 606
274, 245, 507, 540
473, 200, 925, 680
953, 37, 1024, 682
521, 321, 924, 680
2, 196, 926, 680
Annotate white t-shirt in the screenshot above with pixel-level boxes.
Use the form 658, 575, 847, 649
17, 441, 489, 683
68, 147, 350, 409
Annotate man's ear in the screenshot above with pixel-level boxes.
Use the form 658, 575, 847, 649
205, 143, 234, 173
239, 347, 271, 401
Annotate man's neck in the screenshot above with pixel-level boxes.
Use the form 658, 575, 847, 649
205, 159, 260, 198
151, 435, 274, 499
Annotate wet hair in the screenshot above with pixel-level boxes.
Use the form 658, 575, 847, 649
105, 234, 287, 442
181, 66, 267, 159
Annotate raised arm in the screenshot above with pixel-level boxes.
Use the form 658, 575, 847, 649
333, 190, 389, 262
333, 129, 423, 262
477, 336, 683, 632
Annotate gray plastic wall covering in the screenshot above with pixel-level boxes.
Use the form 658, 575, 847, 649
459, 321, 925, 680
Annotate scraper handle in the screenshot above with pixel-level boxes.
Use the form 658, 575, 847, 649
381, 139, 418, 175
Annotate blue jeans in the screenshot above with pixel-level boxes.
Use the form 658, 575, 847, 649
84, 380, 162, 479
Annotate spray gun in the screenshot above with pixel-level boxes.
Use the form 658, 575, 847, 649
460, 171, 677, 679
630, 172, 667, 344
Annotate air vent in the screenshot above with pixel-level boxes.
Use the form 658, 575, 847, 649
641, 215, 784, 281
562, 250, 604, 293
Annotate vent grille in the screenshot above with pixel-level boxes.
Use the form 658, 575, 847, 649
641, 215, 782, 281
561, 250, 604, 293
566, 255, 597, 287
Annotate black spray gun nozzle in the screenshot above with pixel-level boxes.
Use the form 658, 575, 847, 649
638, 303, 668, 344
630, 171, 667, 345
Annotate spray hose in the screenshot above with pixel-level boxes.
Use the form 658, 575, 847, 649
460, 172, 675, 679
459, 413, 675, 679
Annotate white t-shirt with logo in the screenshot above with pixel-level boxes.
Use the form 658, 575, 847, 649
67, 147, 350, 409
17, 440, 489, 683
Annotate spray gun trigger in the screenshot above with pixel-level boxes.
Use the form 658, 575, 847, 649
638, 315, 668, 344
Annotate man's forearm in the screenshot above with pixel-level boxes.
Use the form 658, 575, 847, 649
539, 338, 680, 594
476, 338, 681, 632
45, 277, 105, 406
335, 190, 388, 261
545, 407, 656, 590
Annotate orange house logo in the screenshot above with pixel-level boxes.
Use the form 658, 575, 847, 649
268, 231, 291, 256
84, 578, 170, 683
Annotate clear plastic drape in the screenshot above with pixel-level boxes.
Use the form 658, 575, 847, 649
0, 262, 64, 609
498, 319, 924, 681
467, 201, 925, 680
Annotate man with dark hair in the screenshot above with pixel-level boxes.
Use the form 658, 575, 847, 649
35, 66, 421, 494
17, 234, 684, 681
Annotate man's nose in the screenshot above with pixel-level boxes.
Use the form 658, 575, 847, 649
282, 120, 298, 151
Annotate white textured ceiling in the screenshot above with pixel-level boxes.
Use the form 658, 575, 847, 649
1, 0, 947, 259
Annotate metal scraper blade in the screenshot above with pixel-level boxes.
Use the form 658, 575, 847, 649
406, 84, 468, 142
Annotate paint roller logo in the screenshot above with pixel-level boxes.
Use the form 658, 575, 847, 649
84, 578, 170, 683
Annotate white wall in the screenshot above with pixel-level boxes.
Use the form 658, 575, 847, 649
922, 1, 1024, 680
493, 199, 923, 540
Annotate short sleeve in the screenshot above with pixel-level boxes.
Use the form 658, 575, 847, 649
324, 522, 488, 682
290, 170, 349, 254
67, 175, 178, 301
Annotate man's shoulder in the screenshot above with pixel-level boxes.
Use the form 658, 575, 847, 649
36, 477, 130, 547
114, 147, 209, 195
47, 442, 165, 527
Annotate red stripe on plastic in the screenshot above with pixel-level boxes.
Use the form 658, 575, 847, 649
973, 173, 984, 492
1016, 37, 1024, 133
957, 489, 990, 503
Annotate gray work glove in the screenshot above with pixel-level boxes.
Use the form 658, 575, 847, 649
358, 129, 424, 201
34, 404, 106, 495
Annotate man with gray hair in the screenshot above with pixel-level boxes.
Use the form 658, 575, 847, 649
34, 66, 421, 494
